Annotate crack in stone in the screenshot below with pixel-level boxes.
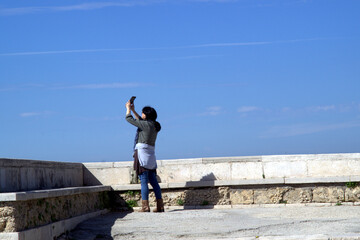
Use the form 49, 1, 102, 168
168, 219, 352, 239
225, 218, 351, 235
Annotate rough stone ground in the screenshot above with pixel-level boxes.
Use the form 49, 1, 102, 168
60, 204, 360, 240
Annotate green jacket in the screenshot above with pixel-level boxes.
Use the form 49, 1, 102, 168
126, 114, 158, 146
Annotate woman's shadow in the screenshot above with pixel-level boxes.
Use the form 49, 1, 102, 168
61, 211, 129, 240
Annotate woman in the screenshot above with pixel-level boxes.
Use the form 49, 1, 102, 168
125, 100, 164, 212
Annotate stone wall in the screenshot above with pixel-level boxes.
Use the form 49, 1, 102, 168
112, 184, 360, 209
0, 158, 83, 193
0, 191, 109, 232
1, 153, 360, 238
83, 153, 360, 186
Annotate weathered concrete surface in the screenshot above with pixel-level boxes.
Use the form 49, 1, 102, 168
0, 158, 83, 193
0, 190, 110, 232
63, 205, 360, 240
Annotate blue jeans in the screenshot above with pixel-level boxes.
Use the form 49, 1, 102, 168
139, 170, 162, 201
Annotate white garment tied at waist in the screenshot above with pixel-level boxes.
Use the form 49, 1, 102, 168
135, 143, 157, 170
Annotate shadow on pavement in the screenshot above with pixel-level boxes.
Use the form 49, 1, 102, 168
60, 212, 131, 240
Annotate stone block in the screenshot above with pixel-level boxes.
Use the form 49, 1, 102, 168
345, 186, 360, 202
162, 191, 185, 206
347, 160, 360, 174
263, 161, 307, 178
190, 163, 231, 181
230, 189, 254, 204
157, 164, 191, 183
231, 162, 263, 180
307, 160, 360, 177
254, 187, 290, 204
182, 187, 230, 206
283, 188, 312, 203
83, 167, 130, 185
312, 187, 345, 203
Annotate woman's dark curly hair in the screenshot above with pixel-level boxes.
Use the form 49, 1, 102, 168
142, 106, 161, 132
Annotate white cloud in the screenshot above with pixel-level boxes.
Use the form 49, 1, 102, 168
0, 0, 319, 16
0, 48, 147, 56
282, 107, 292, 112
55, 82, 143, 90
237, 106, 260, 113
181, 38, 325, 49
1, 82, 147, 91
307, 105, 336, 112
20, 112, 40, 117
20, 111, 54, 117
123, 54, 223, 62
199, 106, 223, 116
0, 39, 326, 56
91, 54, 223, 63
0, 0, 245, 16
0, 2, 142, 16
186, 41, 271, 48
51, 2, 136, 11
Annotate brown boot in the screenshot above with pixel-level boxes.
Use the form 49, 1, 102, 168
139, 200, 150, 212
153, 199, 164, 213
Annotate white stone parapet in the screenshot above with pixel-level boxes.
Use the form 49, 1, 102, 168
0, 185, 111, 202
83, 153, 360, 187
0, 158, 83, 193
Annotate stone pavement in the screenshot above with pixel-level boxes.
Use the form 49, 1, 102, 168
61, 204, 360, 240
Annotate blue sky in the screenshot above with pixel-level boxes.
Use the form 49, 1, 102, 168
0, 0, 359, 162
